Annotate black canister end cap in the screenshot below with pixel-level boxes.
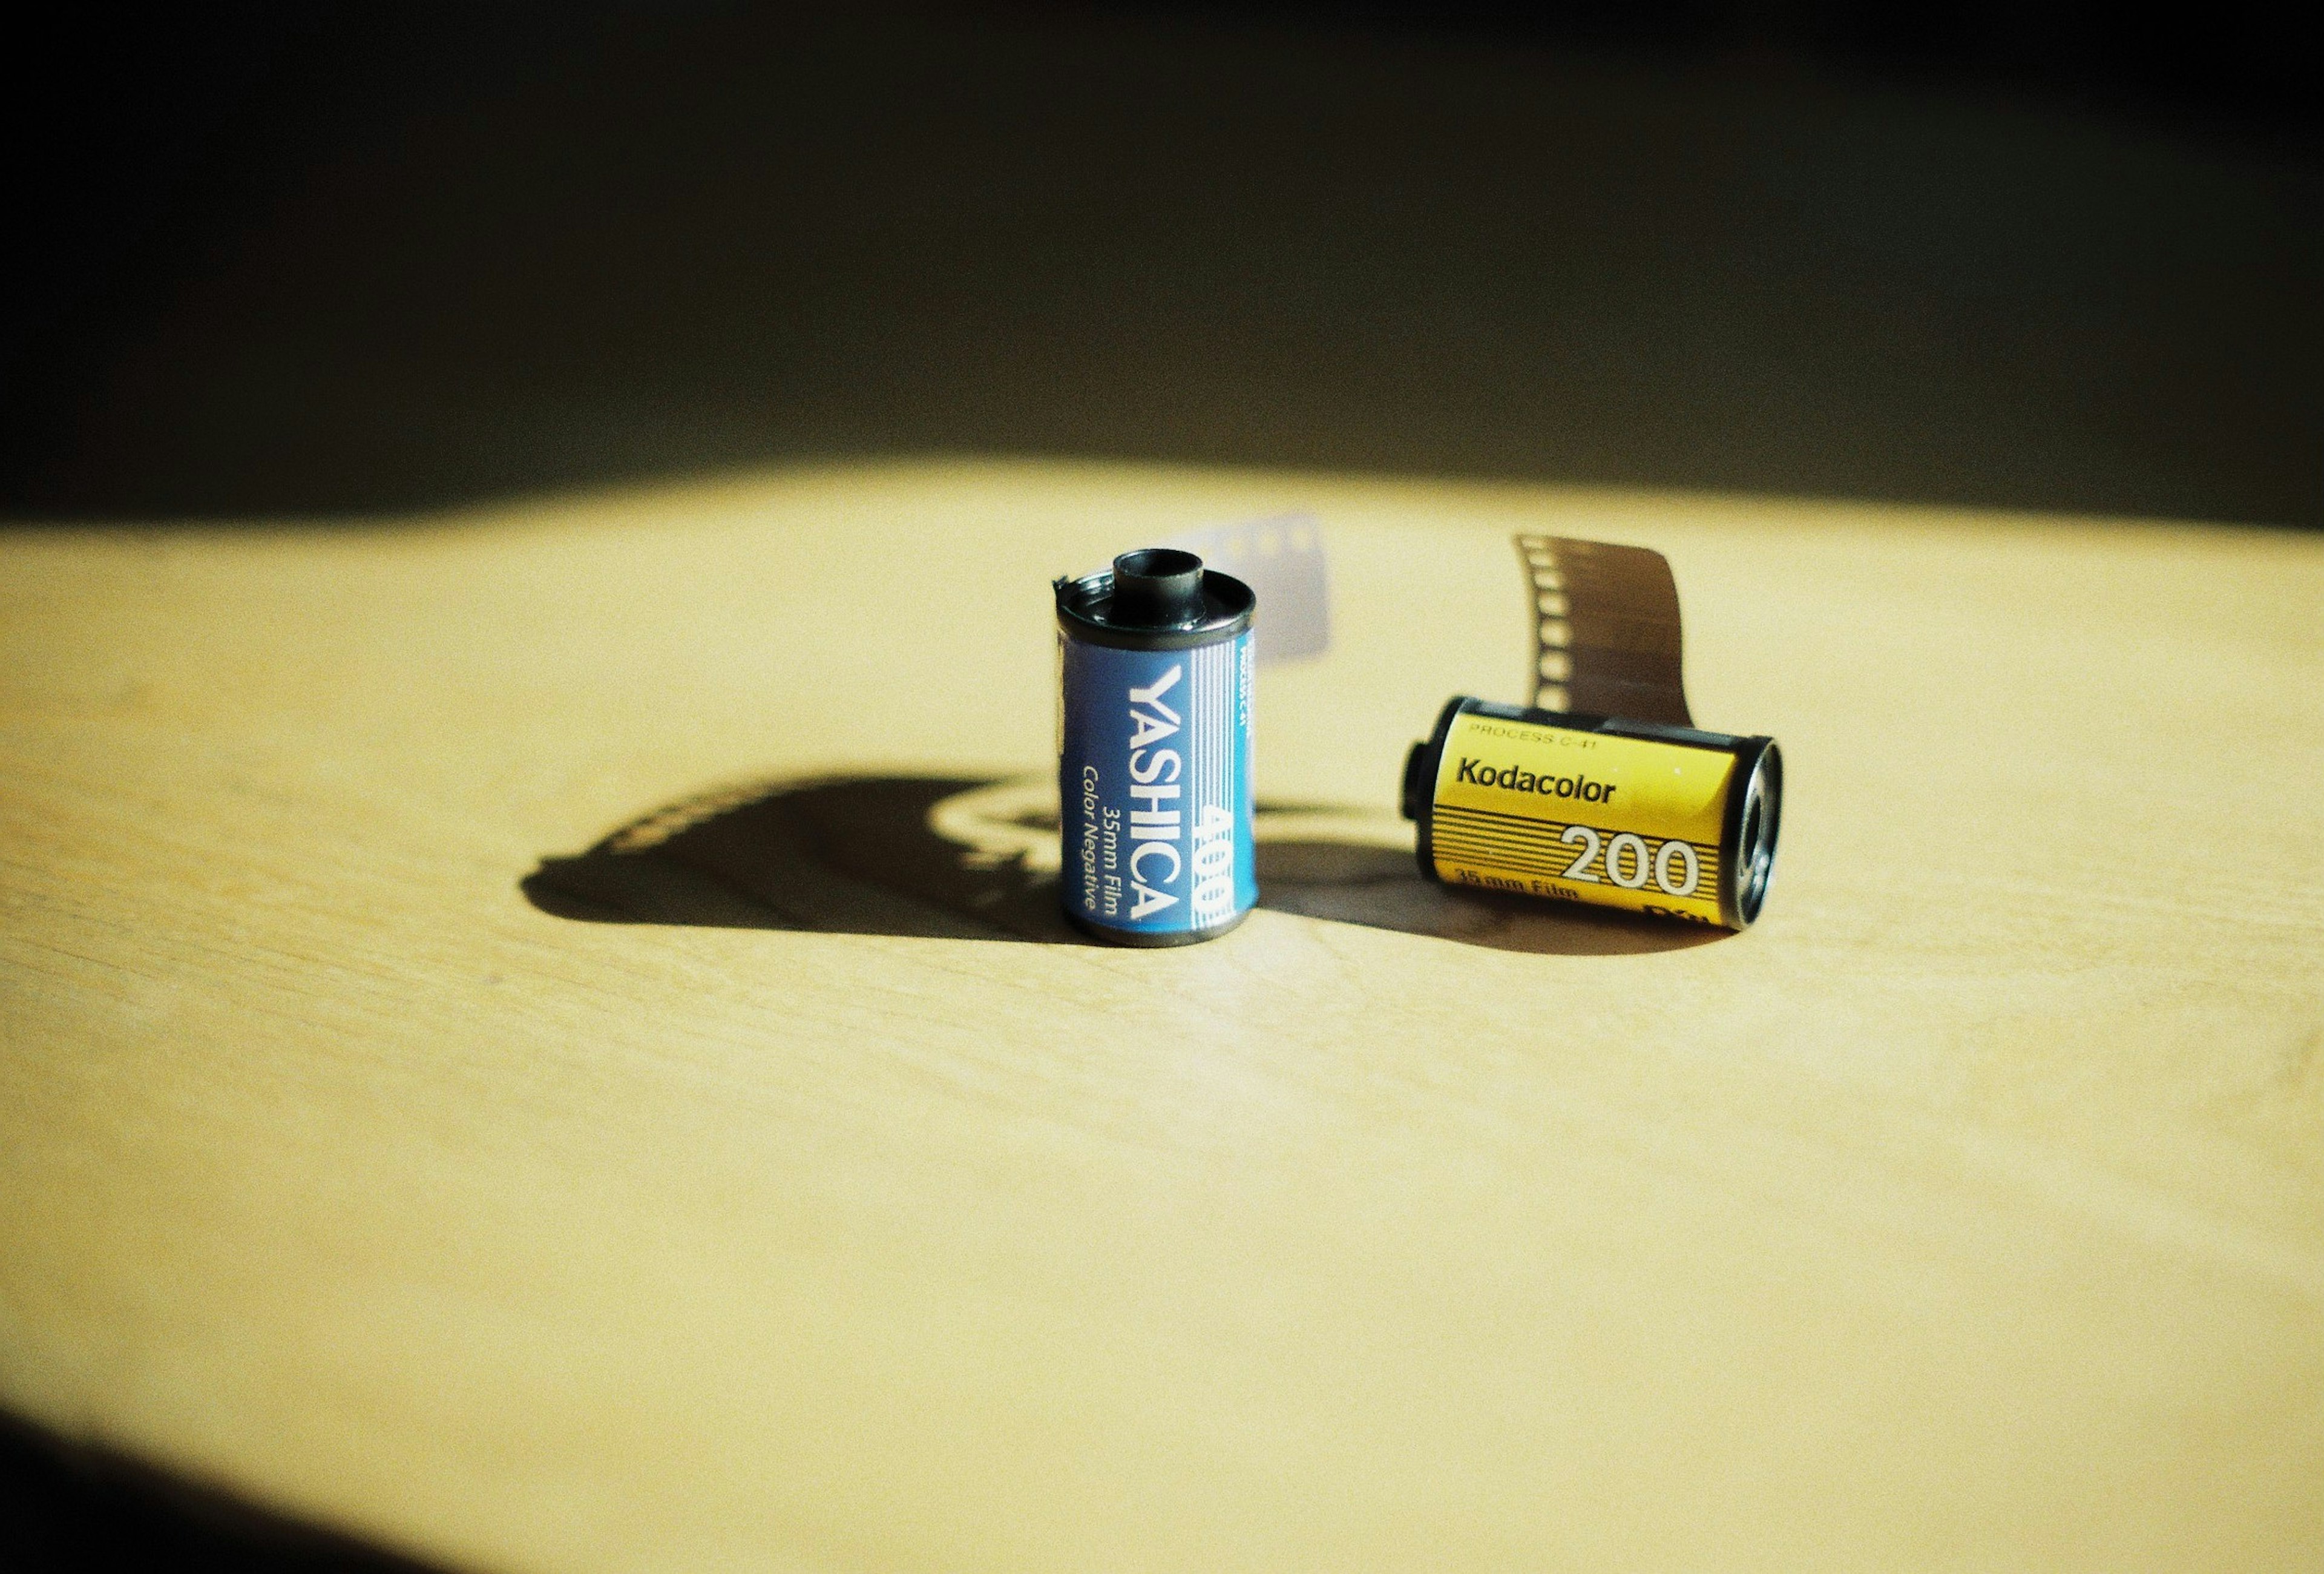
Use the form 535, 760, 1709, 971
1400, 742, 1430, 821
1109, 548, 1206, 627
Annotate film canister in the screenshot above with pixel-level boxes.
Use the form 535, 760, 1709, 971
1056, 549, 1257, 946
1401, 696, 1782, 929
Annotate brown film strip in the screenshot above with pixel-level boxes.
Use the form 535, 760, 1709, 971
1515, 535, 1693, 727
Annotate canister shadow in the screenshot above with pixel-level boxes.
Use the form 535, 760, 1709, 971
0, 1408, 446, 1572
521, 775, 1721, 957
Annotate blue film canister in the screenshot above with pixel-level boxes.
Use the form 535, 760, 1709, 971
1055, 548, 1257, 945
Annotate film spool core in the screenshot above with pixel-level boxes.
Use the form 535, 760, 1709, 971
1108, 548, 1207, 627
1733, 746, 1782, 925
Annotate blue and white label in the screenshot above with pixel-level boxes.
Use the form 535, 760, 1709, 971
1059, 632, 1256, 937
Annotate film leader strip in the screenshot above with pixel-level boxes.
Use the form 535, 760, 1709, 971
1167, 513, 1329, 666
1428, 802, 1723, 894
1516, 535, 1693, 726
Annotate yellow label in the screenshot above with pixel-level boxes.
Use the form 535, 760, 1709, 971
1430, 711, 1735, 923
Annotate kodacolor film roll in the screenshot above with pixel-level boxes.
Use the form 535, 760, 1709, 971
1401, 698, 1781, 929
1399, 535, 1782, 929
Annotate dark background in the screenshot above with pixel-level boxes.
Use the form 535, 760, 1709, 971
4, 1, 2320, 528
2, 1, 2318, 1566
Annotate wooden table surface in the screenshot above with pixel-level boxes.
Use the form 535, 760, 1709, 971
3, 461, 2319, 1572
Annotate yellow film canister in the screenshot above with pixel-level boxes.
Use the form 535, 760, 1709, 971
1400, 696, 1782, 929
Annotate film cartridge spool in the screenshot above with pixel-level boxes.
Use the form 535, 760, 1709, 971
1400, 536, 1783, 930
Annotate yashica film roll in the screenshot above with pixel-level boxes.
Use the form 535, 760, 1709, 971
1055, 548, 1258, 946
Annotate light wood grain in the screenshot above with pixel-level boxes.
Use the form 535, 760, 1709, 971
3, 460, 2319, 1572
